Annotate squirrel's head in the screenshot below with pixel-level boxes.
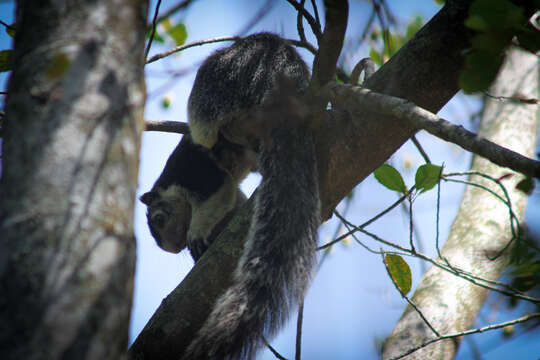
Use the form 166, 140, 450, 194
140, 186, 191, 254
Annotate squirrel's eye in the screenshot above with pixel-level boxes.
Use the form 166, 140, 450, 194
151, 211, 168, 228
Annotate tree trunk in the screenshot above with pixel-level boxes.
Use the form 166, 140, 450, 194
382, 47, 539, 360
0, 1, 148, 359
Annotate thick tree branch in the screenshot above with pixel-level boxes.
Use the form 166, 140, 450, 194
329, 84, 540, 179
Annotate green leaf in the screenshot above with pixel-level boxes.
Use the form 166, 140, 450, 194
160, 18, 172, 31
459, 50, 503, 93
369, 28, 380, 41
0, 49, 12, 72
147, 29, 165, 44
415, 164, 442, 193
167, 22, 187, 46
369, 48, 382, 66
405, 16, 424, 41
161, 95, 171, 109
464, 15, 490, 31
386, 32, 402, 58
6, 24, 15, 38
374, 164, 407, 193
516, 177, 534, 195
46, 53, 71, 79
470, 32, 508, 52
385, 254, 412, 295
467, 0, 525, 30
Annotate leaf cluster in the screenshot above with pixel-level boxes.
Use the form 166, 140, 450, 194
147, 17, 187, 47
460, 0, 540, 93
368, 15, 424, 66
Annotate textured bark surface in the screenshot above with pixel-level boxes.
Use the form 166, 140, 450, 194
0, 1, 148, 359
381, 48, 539, 360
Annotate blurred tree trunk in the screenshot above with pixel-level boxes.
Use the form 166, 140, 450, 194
382, 47, 539, 360
0, 1, 148, 359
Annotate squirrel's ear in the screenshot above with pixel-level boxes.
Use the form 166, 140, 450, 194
140, 191, 157, 205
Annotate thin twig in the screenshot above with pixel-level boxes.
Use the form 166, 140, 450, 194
359, 8, 377, 41
333, 210, 386, 255
310, 0, 321, 29
295, 297, 304, 360
317, 198, 353, 269
148, 0, 194, 30
390, 313, 540, 360
146, 36, 239, 64
288, 39, 317, 54
296, 0, 307, 44
0, 19, 14, 31
263, 337, 288, 360
145, 119, 190, 134
145, 0, 163, 60
411, 135, 431, 164
408, 193, 415, 253
399, 199, 427, 272
285, 0, 322, 41
327, 207, 540, 304
373, 0, 391, 58
435, 174, 443, 259
484, 92, 538, 104
318, 188, 413, 251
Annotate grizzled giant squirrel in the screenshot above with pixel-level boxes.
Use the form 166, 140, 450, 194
141, 33, 321, 359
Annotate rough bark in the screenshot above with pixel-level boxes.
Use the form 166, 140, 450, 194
381, 47, 539, 360
129, 1, 483, 358
0, 1, 148, 359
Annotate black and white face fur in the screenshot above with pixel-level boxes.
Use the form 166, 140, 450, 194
140, 135, 249, 261
140, 185, 191, 253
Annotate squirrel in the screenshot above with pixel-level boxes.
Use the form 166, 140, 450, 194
140, 133, 248, 260
142, 32, 320, 359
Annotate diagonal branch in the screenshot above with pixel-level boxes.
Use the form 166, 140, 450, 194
329, 83, 540, 179
145, 0, 163, 59
146, 36, 239, 64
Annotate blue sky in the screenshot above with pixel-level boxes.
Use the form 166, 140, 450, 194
1, 1, 539, 359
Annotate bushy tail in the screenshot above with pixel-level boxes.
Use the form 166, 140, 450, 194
183, 126, 320, 359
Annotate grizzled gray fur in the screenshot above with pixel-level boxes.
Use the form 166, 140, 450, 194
142, 32, 321, 359
182, 33, 321, 359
